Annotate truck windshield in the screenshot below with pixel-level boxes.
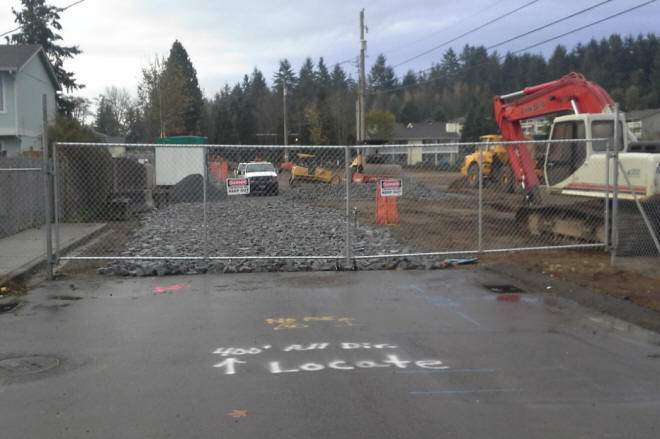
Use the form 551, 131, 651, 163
246, 163, 275, 172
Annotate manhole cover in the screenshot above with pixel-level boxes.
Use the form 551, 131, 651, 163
0, 303, 18, 314
0, 356, 60, 377
483, 284, 526, 294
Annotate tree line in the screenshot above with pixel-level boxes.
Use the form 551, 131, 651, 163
8, 2, 660, 144
94, 33, 660, 144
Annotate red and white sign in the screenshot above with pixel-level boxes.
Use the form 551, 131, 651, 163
380, 179, 402, 197
226, 178, 250, 195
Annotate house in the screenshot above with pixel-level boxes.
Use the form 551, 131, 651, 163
626, 109, 660, 140
391, 121, 461, 166
0, 45, 60, 157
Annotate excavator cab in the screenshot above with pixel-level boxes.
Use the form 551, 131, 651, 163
543, 114, 628, 189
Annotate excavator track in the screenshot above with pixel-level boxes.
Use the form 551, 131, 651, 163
516, 199, 607, 243
516, 197, 660, 255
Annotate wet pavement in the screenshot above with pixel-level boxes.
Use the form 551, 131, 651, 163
2, 269, 660, 438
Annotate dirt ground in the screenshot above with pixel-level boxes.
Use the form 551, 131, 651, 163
315, 168, 660, 313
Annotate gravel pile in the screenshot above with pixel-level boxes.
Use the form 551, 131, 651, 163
280, 176, 471, 202
100, 198, 448, 276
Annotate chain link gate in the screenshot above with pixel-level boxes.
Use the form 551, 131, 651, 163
51, 137, 646, 276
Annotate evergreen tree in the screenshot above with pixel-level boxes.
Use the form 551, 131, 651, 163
94, 97, 121, 136
402, 70, 418, 88
11, 0, 82, 114
164, 40, 204, 134
547, 45, 570, 79
330, 64, 349, 90
316, 57, 332, 91
273, 59, 297, 91
368, 54, 398, 90
297, 57, 317, 100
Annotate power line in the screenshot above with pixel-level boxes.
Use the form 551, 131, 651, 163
510, 0, 658, 54
382, 0, 502, 57
0, 0, 89, 39
391, 0, 541, 69
368, 0, 658, 96
487, 0, 613, 51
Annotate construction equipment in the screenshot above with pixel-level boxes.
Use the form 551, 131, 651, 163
493, 72, 660, 249
460, 134, 539, 192
349, 152, 402, 183
289, 153, 341, 186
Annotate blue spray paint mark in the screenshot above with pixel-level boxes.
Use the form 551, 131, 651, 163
455, 310, 481, 326
427, 296, 461, 307
395, 368, 496, 374
409, 284, 425, 294
409, 388, 522, 395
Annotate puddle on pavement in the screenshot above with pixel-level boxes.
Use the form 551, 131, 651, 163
483, 284, 526, 294
0, 356, 60, 377
0, 303, 19, 314
50, 295, 82, 301
280, 273, 353, 288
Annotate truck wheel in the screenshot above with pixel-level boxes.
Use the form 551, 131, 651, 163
495, 166, 515, 193
330, 175, 341, 184
467, 163, 480, 188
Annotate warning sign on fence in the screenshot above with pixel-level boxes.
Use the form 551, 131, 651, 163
380, 179, 402, 197
226, 178, 250, 195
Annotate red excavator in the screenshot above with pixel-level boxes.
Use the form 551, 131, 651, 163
492, 73, 660, 251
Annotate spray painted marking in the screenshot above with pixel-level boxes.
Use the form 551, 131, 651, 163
427, 296, 461, 307
212, 342, 398, 355
213, 347, 269, 357
303, 316, 334, 322
153, 283, 191, 293
395, 368, 495, 374
455, 310, 481, 327
266, 317, 360, 330
213, 358, 247, 375
408, 284, 460, 307
265, 318, 309, 330
227, 410, 247, 419
212, 352, 449, 375
409, 388, 522, 395
268, 355, 448, 374
409, 284, 425, 294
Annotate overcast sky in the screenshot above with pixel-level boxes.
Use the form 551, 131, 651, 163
2, 0, 659, 102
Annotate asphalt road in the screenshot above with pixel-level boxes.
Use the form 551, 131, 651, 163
2, 269, 660, 438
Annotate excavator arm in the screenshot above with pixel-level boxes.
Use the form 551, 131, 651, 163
493, 72, 615, 190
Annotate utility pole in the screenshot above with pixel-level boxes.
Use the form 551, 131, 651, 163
357, 8, 366, 144
283, 83, 288, 162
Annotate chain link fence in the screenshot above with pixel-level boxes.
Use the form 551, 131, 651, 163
51, 138, 658, 275
0, 157, 45, 239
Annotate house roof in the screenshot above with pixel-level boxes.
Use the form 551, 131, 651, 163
0, 44, 61, 90
626, 108, 660, 121
394, 122, 460, 141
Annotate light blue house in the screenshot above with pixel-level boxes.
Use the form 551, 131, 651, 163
0, 45, 60, 157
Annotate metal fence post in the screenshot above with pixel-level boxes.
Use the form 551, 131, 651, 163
53, 142, 60, 262
478, 142, 483, 252
42, 95, 53, 280
345, 144, 352, 268
604, 138, 610, 249
610, 104, 620, 265
203, 146, 209, 260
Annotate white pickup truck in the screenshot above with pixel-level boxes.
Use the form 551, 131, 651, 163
235, 162, 279, 196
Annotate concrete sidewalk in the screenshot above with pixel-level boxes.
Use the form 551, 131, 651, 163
0, 223, 105, 283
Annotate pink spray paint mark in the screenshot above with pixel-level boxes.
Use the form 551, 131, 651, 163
497, 294, 520, 303
153, 283, 191, 293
